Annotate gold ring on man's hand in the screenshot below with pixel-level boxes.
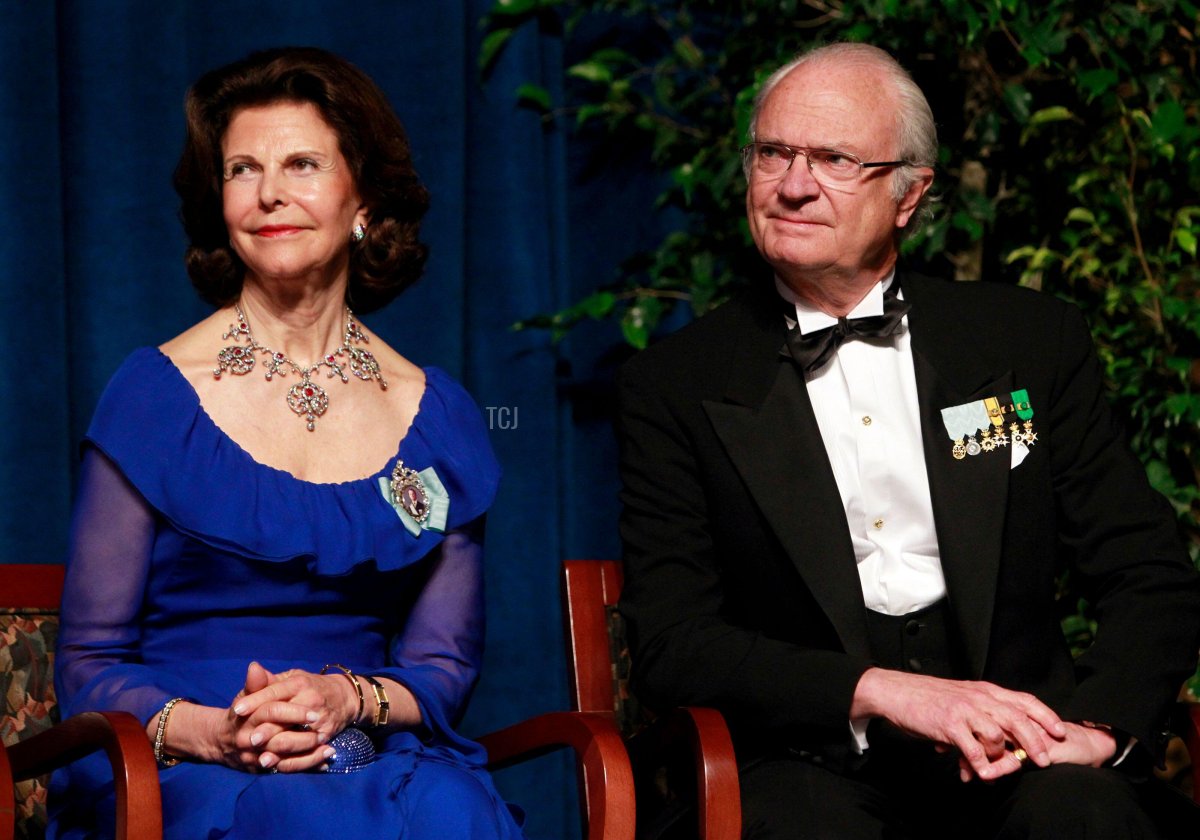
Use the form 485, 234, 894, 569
1012, 747, 1029, 764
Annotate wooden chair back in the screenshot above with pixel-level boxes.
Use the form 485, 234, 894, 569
563, 560, 650, 739
561, 560, 742, 840
562, 560, 636, 718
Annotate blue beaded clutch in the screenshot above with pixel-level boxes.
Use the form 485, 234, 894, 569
323, 727, 376, 773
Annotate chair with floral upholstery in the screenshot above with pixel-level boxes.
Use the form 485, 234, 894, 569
0, 563, 163, 840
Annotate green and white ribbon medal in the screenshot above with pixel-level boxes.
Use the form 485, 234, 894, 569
1009, 389, 1036, 447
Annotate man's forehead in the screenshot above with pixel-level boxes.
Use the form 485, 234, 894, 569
766, 61, 889, 109
758, 63, 896, 148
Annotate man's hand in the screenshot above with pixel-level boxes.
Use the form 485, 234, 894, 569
851, 668, 1067, 781
945, 719, 1119, 781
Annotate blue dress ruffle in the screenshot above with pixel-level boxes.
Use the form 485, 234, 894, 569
86, 347, 500, 574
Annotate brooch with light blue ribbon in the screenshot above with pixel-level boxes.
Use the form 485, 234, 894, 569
378, 461, 448, 535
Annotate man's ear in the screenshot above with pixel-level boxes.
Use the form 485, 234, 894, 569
895, 167, 934, 229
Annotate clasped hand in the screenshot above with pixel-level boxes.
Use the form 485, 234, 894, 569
219, 661, 359, 773
852, 669, 1117, 782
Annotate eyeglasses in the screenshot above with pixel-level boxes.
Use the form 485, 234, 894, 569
740, 142, 911, 184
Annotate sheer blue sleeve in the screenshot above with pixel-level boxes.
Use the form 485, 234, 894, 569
374, 516, 487, 740
55, 446, 177, 726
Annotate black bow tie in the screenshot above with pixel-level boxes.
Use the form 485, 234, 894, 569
781, 285, 911, 373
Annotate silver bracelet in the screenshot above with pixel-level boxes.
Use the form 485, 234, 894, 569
154, 697, 185, 767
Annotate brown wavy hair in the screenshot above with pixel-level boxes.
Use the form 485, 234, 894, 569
173, 47, 430, 313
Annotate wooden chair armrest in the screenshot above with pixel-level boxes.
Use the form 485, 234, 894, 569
668, 707, 741, 840
479, 711, 634, 840
6, 712, 162, 840
626, 707, 741, 840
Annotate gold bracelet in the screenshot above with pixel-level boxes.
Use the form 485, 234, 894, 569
361, 675, 390, 728
320, 663, 364, 725
154, 697, 185, 767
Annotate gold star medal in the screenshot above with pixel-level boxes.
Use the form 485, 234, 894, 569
981, 396, 1006, 452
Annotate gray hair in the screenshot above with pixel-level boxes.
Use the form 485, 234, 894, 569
749, 43, 938, 232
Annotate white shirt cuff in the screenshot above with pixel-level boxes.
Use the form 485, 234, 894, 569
850, 718, 870, 753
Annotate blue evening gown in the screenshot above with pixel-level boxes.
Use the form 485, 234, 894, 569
49, 348, 525, 839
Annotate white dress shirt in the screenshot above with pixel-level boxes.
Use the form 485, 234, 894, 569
778, 274, 947, 616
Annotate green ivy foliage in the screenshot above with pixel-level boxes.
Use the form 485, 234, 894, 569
483, 0, 1200, 693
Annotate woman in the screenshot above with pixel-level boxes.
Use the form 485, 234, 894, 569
51, 47, 524, 839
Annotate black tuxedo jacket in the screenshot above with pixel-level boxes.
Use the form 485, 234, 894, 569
616, 270, 1200, 763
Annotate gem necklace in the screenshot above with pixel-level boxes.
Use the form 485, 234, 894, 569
213, 303, 388, 431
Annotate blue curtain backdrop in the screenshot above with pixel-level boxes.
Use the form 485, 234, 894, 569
0, 2, 638, 837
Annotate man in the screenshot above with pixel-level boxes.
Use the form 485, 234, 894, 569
616, 42, 1200, 838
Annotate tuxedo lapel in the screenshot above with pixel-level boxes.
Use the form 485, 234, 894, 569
702, 289, 871, 659
698, 276, 1016, 668
905, 273, 1012, 677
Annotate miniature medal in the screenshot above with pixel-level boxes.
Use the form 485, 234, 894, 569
1011, 388, 1036, 445
979, 427, 995, 453
981, 396, 1004, 452
940, 401, 989, 460
941, 403, 969, 459
1009, 421, 1025, 446
963, 400, 989, 456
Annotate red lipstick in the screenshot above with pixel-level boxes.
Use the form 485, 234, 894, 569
255, 225, 302, 237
